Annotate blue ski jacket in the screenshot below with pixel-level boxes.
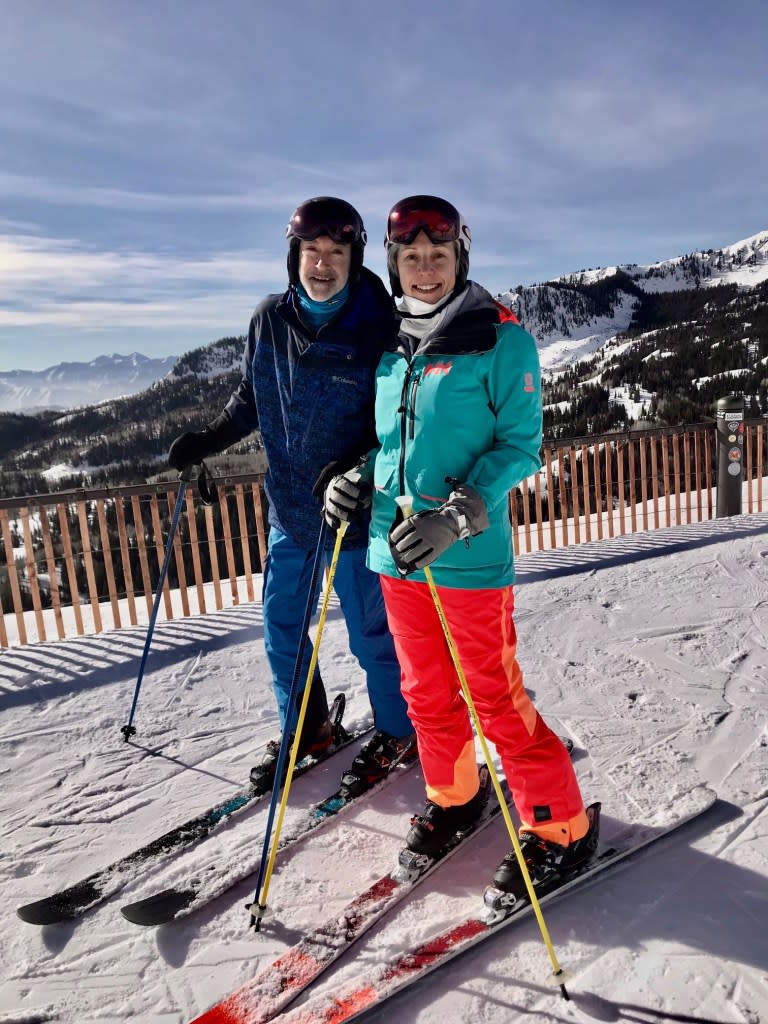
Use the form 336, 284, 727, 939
223, 267, 397, 549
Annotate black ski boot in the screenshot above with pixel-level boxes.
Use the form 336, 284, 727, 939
249, 719, 333, 792
249, 694, 347, 792
406, 784, 487, 859
340, 731, 417, 798
491, 801, 601, 900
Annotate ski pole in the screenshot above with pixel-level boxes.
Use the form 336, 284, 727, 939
245, 517, 330, 927
121, 467, 194, 741
395, 496, 571, 999
249, 519, 348, 930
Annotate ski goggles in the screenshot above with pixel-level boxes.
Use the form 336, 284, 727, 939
385, 195, 467, 247
286, 198, 366, 246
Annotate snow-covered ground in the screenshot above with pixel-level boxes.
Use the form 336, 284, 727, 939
3, 514, 768, 1023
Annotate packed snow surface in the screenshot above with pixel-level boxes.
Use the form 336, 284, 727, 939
2, 514, 767, 1023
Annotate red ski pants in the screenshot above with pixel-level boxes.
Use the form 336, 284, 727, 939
381, 575, 588, 844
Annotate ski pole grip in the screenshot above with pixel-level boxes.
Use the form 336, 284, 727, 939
395, 495, 414, 517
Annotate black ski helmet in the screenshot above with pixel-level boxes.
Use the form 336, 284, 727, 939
286, 196, 367, 288
384, 195, 471, 298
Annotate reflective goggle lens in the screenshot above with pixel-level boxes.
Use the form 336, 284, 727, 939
286, 199, 365, 245
386, 197, 462, 246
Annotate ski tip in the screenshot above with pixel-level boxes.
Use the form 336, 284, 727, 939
16, 899, 72, 926
17, 882, 100, 925
120, 888, 196, 926
189, 1002, 244, 1024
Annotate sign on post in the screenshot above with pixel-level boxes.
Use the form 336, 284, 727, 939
716, 395, 744, 517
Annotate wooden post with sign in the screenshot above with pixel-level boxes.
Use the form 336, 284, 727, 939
716, 395, 744, 517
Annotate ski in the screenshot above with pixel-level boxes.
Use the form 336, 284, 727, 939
17, 694, 368, 926
122, 740, 572, 927
187, 766, 504, 1024
275, 787, 719, 1024
119, 736, 418, 926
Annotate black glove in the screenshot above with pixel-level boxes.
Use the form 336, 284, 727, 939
323, 465, 372, 529
168, 430, 217, 470
168, 413, 243, 470
389, 484, 489, 574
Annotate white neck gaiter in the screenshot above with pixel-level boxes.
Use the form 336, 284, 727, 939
397, 291, 453, 342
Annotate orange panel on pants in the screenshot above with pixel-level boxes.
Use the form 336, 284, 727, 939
380, 575, 588, 845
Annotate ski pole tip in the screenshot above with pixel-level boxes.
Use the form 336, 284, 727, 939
245, 900, 269, 931
544, 968, 573, 1000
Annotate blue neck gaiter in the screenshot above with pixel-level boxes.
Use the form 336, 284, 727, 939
295, 282, 350, 331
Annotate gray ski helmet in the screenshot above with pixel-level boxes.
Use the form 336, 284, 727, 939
286, 196, 367, 287
384, 195, 471, 298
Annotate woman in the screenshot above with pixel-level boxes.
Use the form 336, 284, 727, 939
324, 195, 594, 897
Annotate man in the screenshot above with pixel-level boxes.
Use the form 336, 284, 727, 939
168, 197, 414, 792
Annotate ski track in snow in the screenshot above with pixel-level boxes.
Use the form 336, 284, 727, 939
2, 515, 767, 1023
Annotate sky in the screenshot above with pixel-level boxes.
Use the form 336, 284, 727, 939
1, 0, 768, 372
3, 511, 767, 1021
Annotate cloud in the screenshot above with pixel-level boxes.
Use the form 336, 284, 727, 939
0, 233, 285, 329
0, 173, 298, 214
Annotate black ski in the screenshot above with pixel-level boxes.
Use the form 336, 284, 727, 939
122, 740, 572, 927
17, 694, 367, 925
119, 736, 418, 925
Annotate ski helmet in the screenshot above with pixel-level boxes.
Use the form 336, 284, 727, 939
286, 196, 367, 287
384, 195, 471, 297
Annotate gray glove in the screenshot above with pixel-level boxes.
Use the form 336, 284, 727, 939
389, 484, 489, 574
324, 465, 372, 530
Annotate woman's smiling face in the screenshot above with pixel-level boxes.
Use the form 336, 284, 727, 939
396, 231, 457, 304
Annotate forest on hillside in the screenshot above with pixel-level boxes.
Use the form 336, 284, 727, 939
1, 277, 767, 499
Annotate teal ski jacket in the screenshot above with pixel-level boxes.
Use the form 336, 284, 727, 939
367, 281, 543, 588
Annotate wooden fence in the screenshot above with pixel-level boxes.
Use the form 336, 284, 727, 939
0, 472, 269, 648
510, 420, 765, 554
1, 421, 765, 648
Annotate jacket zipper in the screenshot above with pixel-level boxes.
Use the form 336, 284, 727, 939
397, 362, 421, 494
408, 370, 422, 440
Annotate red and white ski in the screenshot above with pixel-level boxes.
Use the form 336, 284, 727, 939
188, 767, 502, 1024
276, 786, 718, 1024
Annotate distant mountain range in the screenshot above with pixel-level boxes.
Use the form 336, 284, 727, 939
0, 232, 765, 497
0, 352, 178, 412
4, 230, 767, 416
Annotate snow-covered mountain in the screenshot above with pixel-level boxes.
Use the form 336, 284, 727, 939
4, 231, 766, 412
498, 230, 768, 372
0, 352, 177, 412
166, 335, 244, 381
563, 229, 768, 293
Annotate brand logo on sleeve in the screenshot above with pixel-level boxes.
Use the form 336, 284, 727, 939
523, 372, 535, 393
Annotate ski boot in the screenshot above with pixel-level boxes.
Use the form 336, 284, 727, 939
339, 731, 417, 798
249, 694, 347, 792
396, 767, 492, 882
484, 802, 601, 922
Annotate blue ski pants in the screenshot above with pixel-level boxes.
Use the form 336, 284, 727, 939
262, 527, 412, 739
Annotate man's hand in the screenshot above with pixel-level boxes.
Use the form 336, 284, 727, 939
168, 430, 217, 470
323, 467, 372, 529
